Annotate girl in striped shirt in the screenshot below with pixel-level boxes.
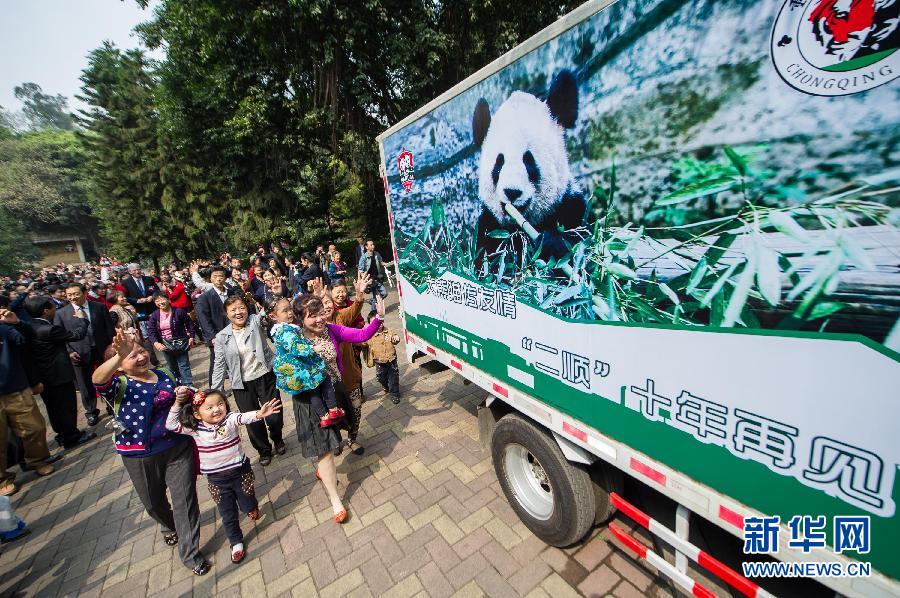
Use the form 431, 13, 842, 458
166, 387, 282, 564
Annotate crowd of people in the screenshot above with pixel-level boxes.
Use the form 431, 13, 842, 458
0, 237, 403, 573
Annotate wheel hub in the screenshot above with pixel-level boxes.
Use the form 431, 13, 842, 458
504, 443, 554, 520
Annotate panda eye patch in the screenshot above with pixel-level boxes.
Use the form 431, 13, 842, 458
491, 154, 505, 186
523, 151, 540, 184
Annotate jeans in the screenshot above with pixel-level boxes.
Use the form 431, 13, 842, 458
375, 359, 400, 399
163, 350, 193, 386
369, 280, 388, 311
207, 459, 257, 546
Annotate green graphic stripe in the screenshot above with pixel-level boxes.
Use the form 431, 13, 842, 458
406, 315, 900, 579
822, 49, 896, 72
407, 268, 900, 363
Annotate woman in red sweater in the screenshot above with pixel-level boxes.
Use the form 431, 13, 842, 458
161, 273, 192, 310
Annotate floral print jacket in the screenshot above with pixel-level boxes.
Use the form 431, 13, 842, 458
271, 323, 326, 394
271, 317, 384, 395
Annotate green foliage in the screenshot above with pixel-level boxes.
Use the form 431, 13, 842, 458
0, 129, 94, 232
14, 82, 75, 131
78, 43, 171, 262
0, 207, 39, 273
131, 0, 581, 252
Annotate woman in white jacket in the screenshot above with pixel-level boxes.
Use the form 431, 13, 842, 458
211, 296, 284, 466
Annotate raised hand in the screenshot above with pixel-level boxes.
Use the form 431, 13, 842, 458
375, 295, 386, 318
309, 277, 325, 297
354, 271, 371, 298
0, 309, 18, 325
112, 330, 136, 360
257, 397, 283, 419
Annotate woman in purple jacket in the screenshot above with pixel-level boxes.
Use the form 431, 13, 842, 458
147, 292, 197, 385
269, 294, 385, 522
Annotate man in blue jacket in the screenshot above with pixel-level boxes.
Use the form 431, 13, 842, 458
358, 240, 389, 311
0, 308, 56, 496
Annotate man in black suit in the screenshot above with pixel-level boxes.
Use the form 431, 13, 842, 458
54, 282, 115, 426
24, 296, 97, 448
120, 263, 159, 320
194, 266, 232, 386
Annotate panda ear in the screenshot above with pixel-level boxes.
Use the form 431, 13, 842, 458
472, 98, 491, 148
547, 70, 578, 129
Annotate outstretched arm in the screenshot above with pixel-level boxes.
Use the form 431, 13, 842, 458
330, 297, 385, 344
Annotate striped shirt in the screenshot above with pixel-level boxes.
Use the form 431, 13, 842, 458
165, 407, 259, 475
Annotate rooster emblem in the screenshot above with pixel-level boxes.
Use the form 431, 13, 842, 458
808, 0, 899, 62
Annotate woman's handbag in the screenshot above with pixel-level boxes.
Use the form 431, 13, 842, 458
161, 336, 190, 355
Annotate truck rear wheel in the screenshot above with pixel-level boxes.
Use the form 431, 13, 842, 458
491, 413, 596, 547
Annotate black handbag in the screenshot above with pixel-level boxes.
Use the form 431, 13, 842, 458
161, 336, 190, 354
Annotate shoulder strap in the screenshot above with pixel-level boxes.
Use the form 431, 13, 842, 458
114, 374, 127, 414
156, 367, 177, 384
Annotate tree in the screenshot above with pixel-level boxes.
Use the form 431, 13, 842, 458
78, 43, 171, 263
78, 42, 226, 264
135, 0, 582, 252
14, 83, 75, 131
0, 208, 39, 273
0, 130, 93, 224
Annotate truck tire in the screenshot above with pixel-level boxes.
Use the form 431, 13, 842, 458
491, 413, 596, 547
590, 463, 624, 525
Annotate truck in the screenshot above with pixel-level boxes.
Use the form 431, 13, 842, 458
376, 1, 900, 596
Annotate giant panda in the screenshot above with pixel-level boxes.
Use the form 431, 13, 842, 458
472, 70, 587, 268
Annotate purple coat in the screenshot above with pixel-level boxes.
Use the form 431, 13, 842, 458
147, 307, 196, 344
326, 317, 381, 376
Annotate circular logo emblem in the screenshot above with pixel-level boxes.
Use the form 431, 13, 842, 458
771, 0, 900, 96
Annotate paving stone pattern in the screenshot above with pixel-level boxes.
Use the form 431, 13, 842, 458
0, 295, 680, 597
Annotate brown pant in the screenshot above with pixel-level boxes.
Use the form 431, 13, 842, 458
0, 388, 50, 482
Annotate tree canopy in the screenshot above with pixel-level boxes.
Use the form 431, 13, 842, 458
4, 1, 584, 271
14, 82, 76, 131
125, 0, 583, 254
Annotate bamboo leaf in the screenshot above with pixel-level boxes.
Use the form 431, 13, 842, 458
607, 276, 618, 321
658, 283, 680, 305
857, 167, 900, 187
487, 229, 510, 239
787, 250, 843, 301
705, 232, 738, 266
723, 261, 754, 327
755, 244, 781, 307
592, 296, 611, 319
839, 234, 875, 270
605, 262, 637, 280
723, 147, 747, 177
701, 261, 739, 308
686, 257, 708, 294
552, 284, 583, 305
767, 211, 809, 242
656, 177, 738, 206
808, 301, 847, 320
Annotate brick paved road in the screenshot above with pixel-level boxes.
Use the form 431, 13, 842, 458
0, 295, 677, 597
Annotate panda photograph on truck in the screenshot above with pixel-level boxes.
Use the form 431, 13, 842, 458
380, 0, 900, 596
472, 69, 588, 265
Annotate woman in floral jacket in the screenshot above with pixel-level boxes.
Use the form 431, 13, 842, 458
269, 294, 385, 523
